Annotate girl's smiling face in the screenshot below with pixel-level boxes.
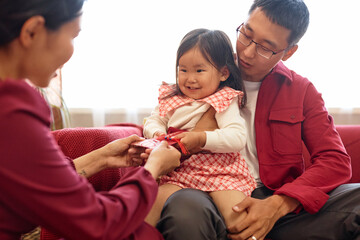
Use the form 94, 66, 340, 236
177, 47, 228, 100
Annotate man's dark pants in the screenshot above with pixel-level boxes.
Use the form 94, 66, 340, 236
157, 184, 360, 240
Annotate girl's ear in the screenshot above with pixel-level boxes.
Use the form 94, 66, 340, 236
220, 66, 230, 81
19, 16, 45, 47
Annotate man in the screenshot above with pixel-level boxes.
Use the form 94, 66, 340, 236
156, 0, 360, 239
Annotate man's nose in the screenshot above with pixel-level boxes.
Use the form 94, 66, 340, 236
243, 41, 257, 58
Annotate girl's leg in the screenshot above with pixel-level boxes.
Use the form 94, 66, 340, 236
145, 183, 182, 226
209, 190, 247, 227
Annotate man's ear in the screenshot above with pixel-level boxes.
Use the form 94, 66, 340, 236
220, 66, 230, 81
19, 16, 45, 47
282, 44, 298, 61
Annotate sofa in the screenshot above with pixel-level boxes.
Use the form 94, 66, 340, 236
40, 123, 360, 240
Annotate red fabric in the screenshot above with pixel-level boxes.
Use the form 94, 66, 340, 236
41, 123, 359, 239
132, 127, 189, 156
255, 62, 351, 214
41, 124, 148, 240
0, 80, 160, 240
52, 125, 143, 191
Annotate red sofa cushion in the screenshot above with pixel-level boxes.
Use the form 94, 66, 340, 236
52, 123, 143, 191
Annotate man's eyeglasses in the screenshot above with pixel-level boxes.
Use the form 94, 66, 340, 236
236, 23, 287, 60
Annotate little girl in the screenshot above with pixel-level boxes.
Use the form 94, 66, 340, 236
143, 28, 256, 227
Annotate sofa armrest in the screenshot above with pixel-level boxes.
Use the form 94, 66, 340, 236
335, 125, 360, 183
51, 123, 143, 191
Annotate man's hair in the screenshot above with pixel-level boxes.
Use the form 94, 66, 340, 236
249, 0, 310, 46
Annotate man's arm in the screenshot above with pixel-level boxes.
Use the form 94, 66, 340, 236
274, 83, 351, 213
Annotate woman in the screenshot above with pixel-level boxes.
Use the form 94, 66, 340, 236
0, 0, 180, 239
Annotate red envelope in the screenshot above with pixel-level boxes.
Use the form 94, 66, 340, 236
131, 128, 190, 158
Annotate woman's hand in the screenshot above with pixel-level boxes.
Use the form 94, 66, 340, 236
144, 141, 181, 179
73, 135, 146, 178
102, 135, 147, 168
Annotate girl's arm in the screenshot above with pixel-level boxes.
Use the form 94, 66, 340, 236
175, 97, 246, 153
205, 96, 246, 152
143, 105, 168, 138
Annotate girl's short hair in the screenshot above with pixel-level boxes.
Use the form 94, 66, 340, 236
0, 0, 85, 46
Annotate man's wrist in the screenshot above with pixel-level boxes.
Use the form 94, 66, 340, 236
269, 194, 300, 217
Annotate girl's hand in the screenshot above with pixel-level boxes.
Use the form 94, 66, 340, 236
172, 131, 206, 154
154, 131, 166, 138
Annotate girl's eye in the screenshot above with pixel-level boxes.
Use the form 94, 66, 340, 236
179, 69, 187, 73
197, 69, 204, 73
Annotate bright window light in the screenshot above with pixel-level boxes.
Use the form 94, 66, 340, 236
62, 0, 360, 109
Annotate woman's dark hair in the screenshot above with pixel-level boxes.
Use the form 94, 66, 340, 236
173, 28, 246, 107
0, 0, 85, 46
249, 0, 309, 46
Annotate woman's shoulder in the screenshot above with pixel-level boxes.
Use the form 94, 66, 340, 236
0, 79, 39, 98
0, 79, 50, 122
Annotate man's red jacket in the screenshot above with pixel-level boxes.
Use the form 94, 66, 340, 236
255, 62, 351, 214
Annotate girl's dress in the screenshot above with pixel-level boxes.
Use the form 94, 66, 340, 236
145, 84, 256, 196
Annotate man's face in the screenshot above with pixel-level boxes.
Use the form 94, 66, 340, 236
236, 8, 293, 82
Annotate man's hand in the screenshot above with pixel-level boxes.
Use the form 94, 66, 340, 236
227, 195, 299, 240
